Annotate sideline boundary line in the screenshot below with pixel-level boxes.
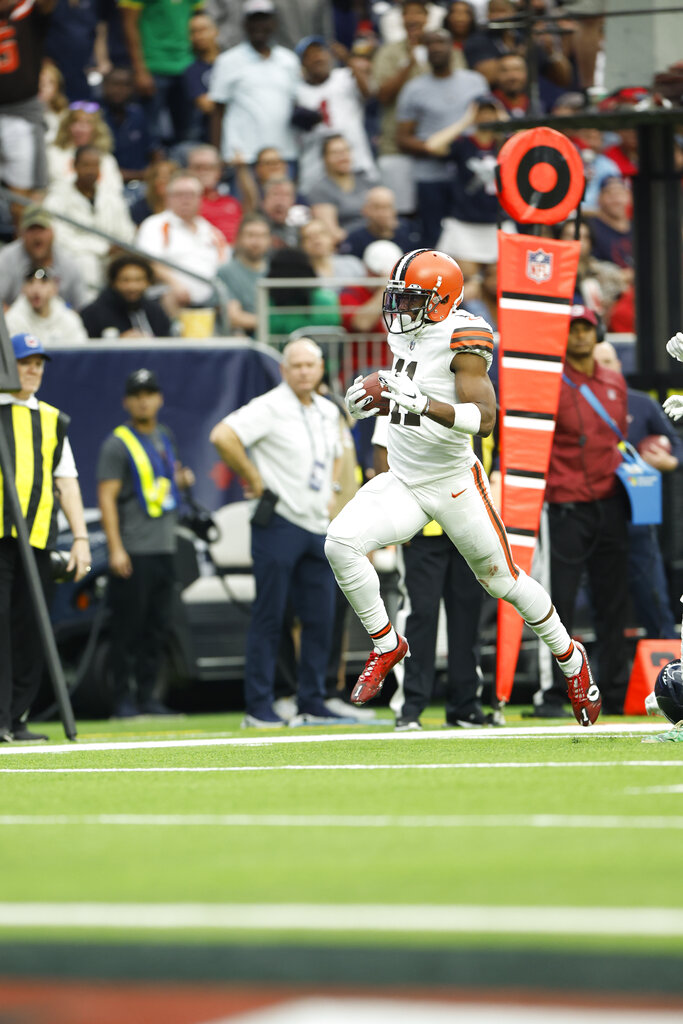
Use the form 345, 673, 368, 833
0, 723, 668, 756
1, 760, 683, 773
0, 902, 682, 936
1, 813, 682, 829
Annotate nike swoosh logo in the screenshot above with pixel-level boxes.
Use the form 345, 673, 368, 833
451, 489, 467, 499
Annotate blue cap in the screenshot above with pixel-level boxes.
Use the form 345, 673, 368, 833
295, 35, 327, 59
11, 332, 51, 361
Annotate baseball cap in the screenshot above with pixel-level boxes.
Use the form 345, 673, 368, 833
21, 205, 52, 230
24, 266, 54, 282
363, 239, 404, 277
295, 35, 327, 59
243, 0, 275, 16
125, 368, 161, 394
11, 332, 51, 361
570, 304, 598, 327
475, 93, 506, 114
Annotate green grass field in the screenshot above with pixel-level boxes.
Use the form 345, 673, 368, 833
0, 710, 682, 965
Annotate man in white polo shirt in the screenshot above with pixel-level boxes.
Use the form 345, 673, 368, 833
210, 338, 347, 728
136, 170, 228, 309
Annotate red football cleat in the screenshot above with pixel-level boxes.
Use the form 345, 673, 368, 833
351, 636, 409, 705
565, 640, 601, 726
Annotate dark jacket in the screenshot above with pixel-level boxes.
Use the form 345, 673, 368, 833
80, 286, 172, 339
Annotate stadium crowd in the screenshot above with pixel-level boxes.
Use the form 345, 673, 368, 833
3, 0, 681, 344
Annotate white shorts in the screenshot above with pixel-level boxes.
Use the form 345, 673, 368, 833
0, 113, 48, 190
328, 463, 520, 593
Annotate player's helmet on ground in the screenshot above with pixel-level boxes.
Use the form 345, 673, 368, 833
654, 659, 683, 724
382, 249, 465, 335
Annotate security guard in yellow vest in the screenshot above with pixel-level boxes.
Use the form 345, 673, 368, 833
0, 333, 91, 743
96, 369, 194, 718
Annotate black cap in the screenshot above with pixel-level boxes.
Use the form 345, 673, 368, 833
125, 368, 161, 395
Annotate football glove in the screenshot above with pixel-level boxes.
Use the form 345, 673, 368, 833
381, 371, 429, 416
663, 395, 683, 422
666, 331, 683, 362
344, 375, 378, 420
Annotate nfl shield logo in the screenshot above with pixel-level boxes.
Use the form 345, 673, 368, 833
526, 248, 553, 284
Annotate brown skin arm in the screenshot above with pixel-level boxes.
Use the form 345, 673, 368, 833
120, 6, 155, 96
210, 103, 225, 152
422, 352, 496, 436
396, 119, 432, 157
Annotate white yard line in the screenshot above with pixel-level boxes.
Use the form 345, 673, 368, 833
0, 902, 682, 937
0, 722, 670, 757
0, 813, 682, 829
626, 784, 683, 795
1, 760, 683, 774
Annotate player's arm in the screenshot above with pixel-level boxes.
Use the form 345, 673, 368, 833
380, 352, 495, 436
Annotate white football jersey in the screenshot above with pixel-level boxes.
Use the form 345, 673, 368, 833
385, 307, 494, 485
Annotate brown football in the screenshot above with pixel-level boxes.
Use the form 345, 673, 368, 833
361, 371, 391, 416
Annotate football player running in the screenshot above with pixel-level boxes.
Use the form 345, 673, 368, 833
325, 248, 602, 725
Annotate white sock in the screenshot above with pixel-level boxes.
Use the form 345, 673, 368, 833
371, 623, 398, 654
502, 572, 583, 677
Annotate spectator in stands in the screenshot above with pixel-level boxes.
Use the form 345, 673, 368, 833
136, 170, 228, 309
267, 248, 340, 338
491, 53, 532, 118
465, 0, 572, 95
463, 260, 498, 329
119, 0, 199, 148
217, 213, 271, 336
252, 146, 289, 194
44, 0, 103, 102
100, 67, 156, 184
299, 218, 365, 288
47, 103, 125, 195
445, 0, 477, 67
375, 0, 445, 44
261, 177, 310, 251
209, 338, 345, 727
434, 94, 509, 277
38, 60, 69, 145
129, 159, 179, 226
187, 144, 243, 246
204, 0, 334, 54
604, 126, 638, 179
557, 219, 627, 323
594, 340, 682, 641
304, 134, 374, 245
184, 11, 221, 143
396, 28, 487, 247
6, 267, 88, 345
80, 254, 173, 338
607, 284, 635, 334
209, 0, 300, 168
588, 177, 633, 269
340, 185, 420, 259
44, 145, 135, 301
371, 0, 429, 214
0, 205, 88, 311
293, 36, 377, 197
538, 306, 631, 717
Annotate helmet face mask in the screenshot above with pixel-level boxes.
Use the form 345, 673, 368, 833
654, 659, 683, 725
382, 283, 435, 334
383, 249, 464, 336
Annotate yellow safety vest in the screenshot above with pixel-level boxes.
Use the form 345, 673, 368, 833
0, 401, 67, 549
113, 425, 172, 518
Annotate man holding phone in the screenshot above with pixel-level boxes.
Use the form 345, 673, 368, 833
210, 338, 345, 727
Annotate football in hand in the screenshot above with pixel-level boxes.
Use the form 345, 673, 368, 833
637, 434, 672, 458
360, 371, 391, 416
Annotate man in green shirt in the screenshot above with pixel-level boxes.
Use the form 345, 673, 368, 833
119, 0, 204, 147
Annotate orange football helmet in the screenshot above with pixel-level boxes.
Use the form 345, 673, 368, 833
382, 249, 465, 334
